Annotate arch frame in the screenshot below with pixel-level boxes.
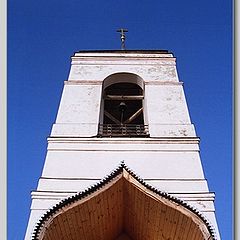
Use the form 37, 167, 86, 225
102, 72, 145, 90
98, 72, 149, 136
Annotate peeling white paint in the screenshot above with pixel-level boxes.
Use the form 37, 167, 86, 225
25, 51, 220, 240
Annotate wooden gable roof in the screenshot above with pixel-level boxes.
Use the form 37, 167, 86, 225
32, 163, 216, 240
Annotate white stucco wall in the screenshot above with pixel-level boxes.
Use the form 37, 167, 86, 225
42, 143, 204, 180
25, 51, 220, 240
51, 52, 194, 137
68, 53, 178, 83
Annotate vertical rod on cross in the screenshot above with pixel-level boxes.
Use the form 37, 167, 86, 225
117, 28, 128, 50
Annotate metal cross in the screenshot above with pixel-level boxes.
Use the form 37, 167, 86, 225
117, 28, 128, 50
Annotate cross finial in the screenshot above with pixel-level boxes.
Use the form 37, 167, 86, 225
117, 28, 128, 50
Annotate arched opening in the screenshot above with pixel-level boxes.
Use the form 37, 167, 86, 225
98, 73, 149, 137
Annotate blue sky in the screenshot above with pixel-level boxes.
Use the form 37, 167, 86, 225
8, 0, 232, 239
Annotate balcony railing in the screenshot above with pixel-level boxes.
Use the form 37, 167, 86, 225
98, 124, 149, 137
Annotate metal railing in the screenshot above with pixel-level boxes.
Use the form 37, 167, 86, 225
98, 124, 149, 137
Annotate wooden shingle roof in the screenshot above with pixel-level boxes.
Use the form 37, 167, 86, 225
32, 162, 217, 240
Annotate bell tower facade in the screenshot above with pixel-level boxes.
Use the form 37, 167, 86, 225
25, 50, 220, 239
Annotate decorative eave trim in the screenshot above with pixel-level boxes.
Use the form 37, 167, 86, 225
32, 161, 217, 240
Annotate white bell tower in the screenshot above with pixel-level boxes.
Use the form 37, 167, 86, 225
25, 50, 220, 239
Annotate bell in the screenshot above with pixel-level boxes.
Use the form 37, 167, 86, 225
118, 102, 127, 112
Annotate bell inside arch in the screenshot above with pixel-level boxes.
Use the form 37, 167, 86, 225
99, 82, 149, 137
118, 102, 127, 112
